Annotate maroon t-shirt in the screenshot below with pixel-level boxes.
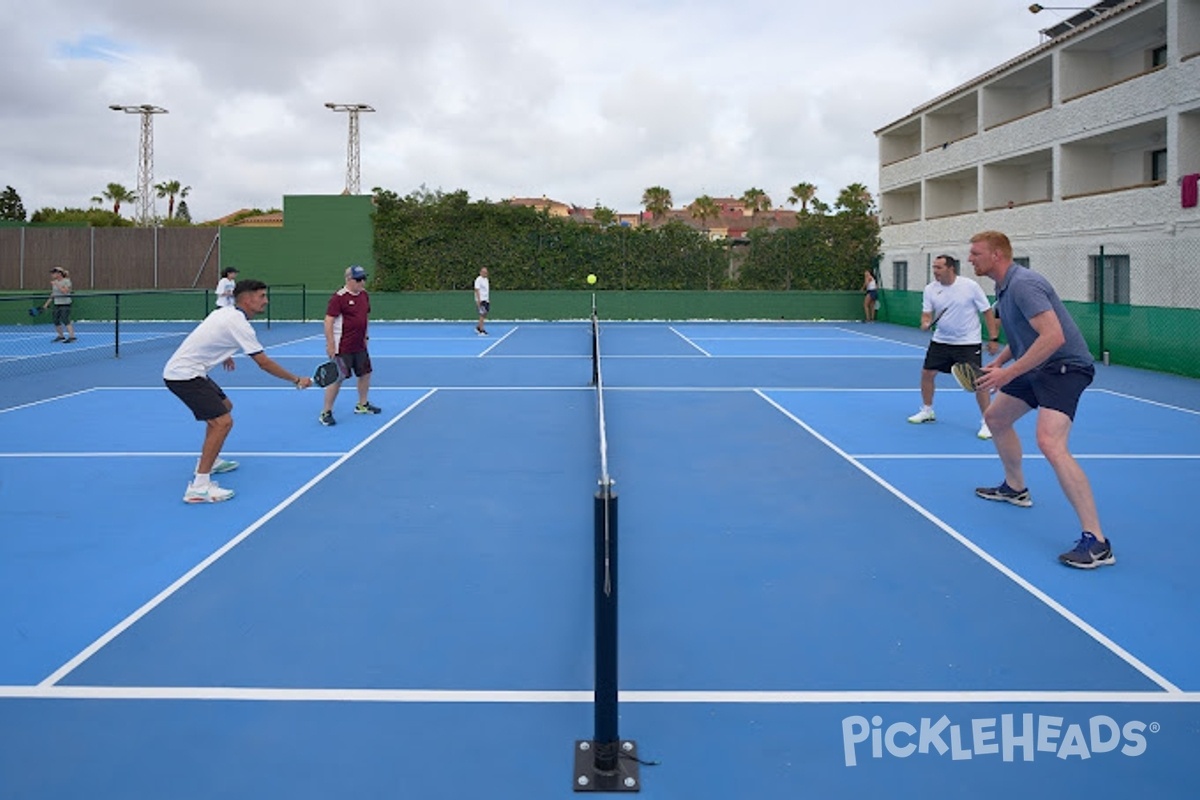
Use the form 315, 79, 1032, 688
326, 288, 370, 353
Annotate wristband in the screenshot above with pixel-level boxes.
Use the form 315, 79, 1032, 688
989, 337, 999, 342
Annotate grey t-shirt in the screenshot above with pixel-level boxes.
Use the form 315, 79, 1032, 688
994, 264, 1092, 369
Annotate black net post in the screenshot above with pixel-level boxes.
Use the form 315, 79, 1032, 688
113, 293, 121, 358
574, 483, 640, 792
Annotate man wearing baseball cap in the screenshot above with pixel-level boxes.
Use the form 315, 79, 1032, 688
44, 267, 77, 342
319, 265, 382, 426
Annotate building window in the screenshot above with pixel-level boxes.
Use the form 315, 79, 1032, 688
1151, 45, 1168, 68
892, 260, 908, 291
1089, 254, 1130, 304
1013, 257, 1031, 268
1150, 149, 1168, 182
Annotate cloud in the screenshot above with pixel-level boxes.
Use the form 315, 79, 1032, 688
0, 0, 1050, 222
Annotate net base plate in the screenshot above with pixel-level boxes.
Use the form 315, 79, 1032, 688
573, 740, 641, 792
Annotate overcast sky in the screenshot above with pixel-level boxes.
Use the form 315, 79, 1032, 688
1, 1, 1067, 223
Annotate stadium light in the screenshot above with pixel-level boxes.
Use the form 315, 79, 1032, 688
109, 104, 168, 226
325, 103, 375, 195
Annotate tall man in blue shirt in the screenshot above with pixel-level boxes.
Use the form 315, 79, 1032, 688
968, 230, 1112, 569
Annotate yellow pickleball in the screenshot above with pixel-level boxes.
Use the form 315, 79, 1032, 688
587, 274, 597, 285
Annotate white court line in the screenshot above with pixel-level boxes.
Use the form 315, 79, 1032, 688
0, 452, 343, 459
0, 387, 98, 414
668, 326, 710, 355
834, 325, 928, 350
855, 453, 1200, 460
1, 686, 1196, 703
754, 388, 1183, 694
1095, 388, 1200, 416
269, 354, 590, 360
38, 388, 439, 688
684, 336, 881, 341
478, 326, 518, 356
231, 353, 920, 360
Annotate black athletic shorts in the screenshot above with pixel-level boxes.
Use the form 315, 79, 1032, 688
337, 350, 373, 379
922, 341, 982, 373
164, 376, 230, 421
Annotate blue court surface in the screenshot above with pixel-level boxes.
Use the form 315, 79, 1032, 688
1, 319, 1198, 798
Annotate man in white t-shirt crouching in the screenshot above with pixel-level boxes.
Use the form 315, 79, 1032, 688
164, 278, 312, 503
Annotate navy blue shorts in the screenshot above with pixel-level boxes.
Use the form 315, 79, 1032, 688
478, 301, 490, 316
1000, 361, 1095, 421
165, 376, 230, 421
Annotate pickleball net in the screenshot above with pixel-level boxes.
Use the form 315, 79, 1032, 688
574, 298, 642, 792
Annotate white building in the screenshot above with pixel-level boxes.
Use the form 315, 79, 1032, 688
876, 0, 1200, 308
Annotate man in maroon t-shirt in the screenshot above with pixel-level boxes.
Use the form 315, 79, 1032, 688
319, 265, 382, 426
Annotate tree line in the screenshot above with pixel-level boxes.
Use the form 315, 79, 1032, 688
373, 186, 880, 292
0, 181, 195, 226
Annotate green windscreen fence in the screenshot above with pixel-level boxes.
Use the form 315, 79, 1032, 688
875, 236, 1200, 379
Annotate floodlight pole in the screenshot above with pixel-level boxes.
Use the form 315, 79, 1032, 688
325, 103, 375, 195
109, 104, 168, 226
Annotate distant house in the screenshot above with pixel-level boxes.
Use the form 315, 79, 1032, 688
506, 196, 574, 217
207, 209, 284, 228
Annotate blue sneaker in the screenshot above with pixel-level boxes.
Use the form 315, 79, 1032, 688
1058, 532, 1115, 569
975, 481, 1032, 507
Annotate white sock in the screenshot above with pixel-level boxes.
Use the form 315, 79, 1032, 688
192, 473, 211, 488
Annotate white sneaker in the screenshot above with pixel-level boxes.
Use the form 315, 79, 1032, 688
183, 481, 235, 503
211, 458, 239, 474
907, 407, 936, 424
977, 421, 992, 440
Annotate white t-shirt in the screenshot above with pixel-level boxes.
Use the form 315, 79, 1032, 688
474, 275, 490, 303
216, 277, 236, 308
923, 276, 992, 345
163, 306, 264, 380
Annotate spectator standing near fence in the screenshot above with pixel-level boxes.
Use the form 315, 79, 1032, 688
474, 267, 490, 335
968, 230, 1112, 569
215, 266, 239, 308
44, 267, 76, 343
862, 269, 877, 322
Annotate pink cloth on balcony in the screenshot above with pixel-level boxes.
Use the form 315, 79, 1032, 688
1183, 173, 1199, 209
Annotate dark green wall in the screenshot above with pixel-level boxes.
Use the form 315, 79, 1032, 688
220, 195, 374, 291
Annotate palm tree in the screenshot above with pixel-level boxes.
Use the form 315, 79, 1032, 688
810, 198, 831, 215
835, 183, 875, 215
91, 183, 136, 216
641, 186, 673, 220
154, 180, 191, 220
740, 187, 772, 224
687, 194, 719, 233
787, 182, 817, 213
